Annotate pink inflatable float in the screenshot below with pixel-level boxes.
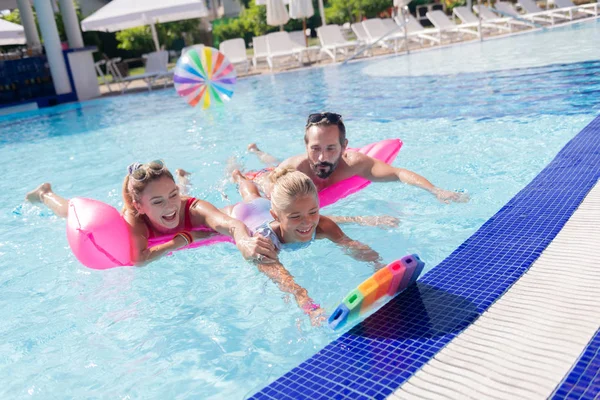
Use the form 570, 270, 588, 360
67, 139, 402, 270
66, 199, 232, 270
67, 198, 131, 270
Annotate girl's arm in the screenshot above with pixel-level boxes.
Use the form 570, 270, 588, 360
191, 200, 279, 263
124, 212, 190, 267
256, 261, 325, 326
317, 216, 384, 268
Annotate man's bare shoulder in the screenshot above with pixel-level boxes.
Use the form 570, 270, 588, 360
279, 154, 309, 169
343, 150, 373, 167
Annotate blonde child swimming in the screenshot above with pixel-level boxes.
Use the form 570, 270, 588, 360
224, 167, 385, 326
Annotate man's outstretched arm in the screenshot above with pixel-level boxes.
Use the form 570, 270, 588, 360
357, 155, 469, 204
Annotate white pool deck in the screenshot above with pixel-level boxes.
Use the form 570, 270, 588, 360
389, 180, 600, 399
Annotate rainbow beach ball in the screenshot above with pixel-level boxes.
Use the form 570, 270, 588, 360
173, 47, 237, 109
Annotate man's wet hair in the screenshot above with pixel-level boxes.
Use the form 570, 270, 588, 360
304, 112, 346, 146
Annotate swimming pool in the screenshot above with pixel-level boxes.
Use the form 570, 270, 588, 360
1, 19, 598, 399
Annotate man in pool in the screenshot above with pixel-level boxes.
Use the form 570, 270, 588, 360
246, 112, 470, 204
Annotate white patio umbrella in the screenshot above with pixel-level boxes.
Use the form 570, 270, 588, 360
265, 0, 289, 31
0, 18, 25, 45
80, 0, 209, 52
289, 0, 314, 47
0, 0, 34, 9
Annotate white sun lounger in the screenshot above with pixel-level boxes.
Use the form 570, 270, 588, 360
493, 1, 522, 17
381, 18, 422, 45
113, 50, 170, 93
350, 23, 374, 56
265, 31, 305, 70
494, 1, 553, 24
453, 6, 512, 32
252, 36, 269, 68
473, 5, 532, 30
350, 22, 371, 44
288, 30, 321, 61
219, 38, 250, 74
316, 24, 359, 62
394, 14, 441, 44
362, 18, 405, 51
552, 0, 598, 19
94, 60, 113, 92
289, 30, 307, 47
517, 0, 571, 24
381, 17, 440, 46
426, 10, 481, 38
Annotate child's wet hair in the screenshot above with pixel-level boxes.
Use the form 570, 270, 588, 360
269, 167, 318, 210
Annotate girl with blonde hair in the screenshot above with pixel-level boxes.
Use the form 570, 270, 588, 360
224, 167, 384, 326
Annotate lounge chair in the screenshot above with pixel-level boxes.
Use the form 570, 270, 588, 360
265, 31, 304, 70
219, 38, 250, 74
517, 0, 570, 24
472, 5, 532, 30
393, 14, 441, 44
94, 60, 113, 92
252, 35, 269, 68
361, 18, 405, 51
552, 0, 598, 19
289, 30, 307, 47
316, 24, 359, 62
453, 6, 512, 33
112, 50, 170, 93
493, 1, 522, 17
494, 1, 554, 24
426, 10, 481, 38
287, 31, 321, 62
381, 17, 435, 47
350, 22, 371, 45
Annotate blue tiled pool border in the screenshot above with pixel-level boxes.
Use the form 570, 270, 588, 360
552, 328, 600, 400
251, 114, 600, 400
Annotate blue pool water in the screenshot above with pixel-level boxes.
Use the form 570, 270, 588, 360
1, 20, 598, 399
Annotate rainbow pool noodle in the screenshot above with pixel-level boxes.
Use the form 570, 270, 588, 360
328, 304, 350, 330
407, 254, 425, 285
358, 278, 379, 312
372, 267, 393, 298
342, 289, 364, 322
328, 254, 425, 330
397, 255, 417, 293
398, 254, 425, 289
386, 260, 407, 296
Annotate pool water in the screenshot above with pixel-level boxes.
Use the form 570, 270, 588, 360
0, 20, 598, 399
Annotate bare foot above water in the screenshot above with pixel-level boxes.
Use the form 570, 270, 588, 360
25, 183, 52, 203
231, 169, 247, 184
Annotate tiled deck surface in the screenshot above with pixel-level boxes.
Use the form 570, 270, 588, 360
250, 113, 600, 400
391, 181, 600, 399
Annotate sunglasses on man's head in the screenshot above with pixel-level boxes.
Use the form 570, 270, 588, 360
306, 112, 343, 127
128, 160, 165, 182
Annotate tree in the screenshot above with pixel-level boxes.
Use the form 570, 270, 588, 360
325, 0, 392, 24
115, 19, 204, 53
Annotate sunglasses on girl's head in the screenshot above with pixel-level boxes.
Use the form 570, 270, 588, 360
306, 112, 343, 127
128, 160, 165, 181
